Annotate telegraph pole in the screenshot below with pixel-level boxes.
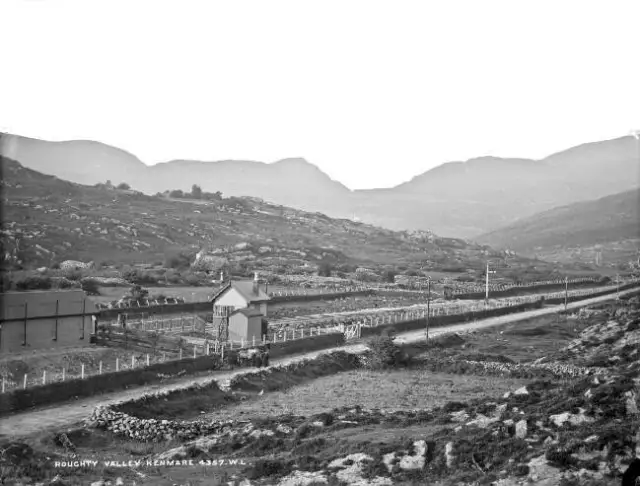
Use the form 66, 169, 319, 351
564, 276, 568, 312
425, 276, 431, 342
485, 262, 496, 305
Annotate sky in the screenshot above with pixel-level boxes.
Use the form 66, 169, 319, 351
1, 0, 639, 190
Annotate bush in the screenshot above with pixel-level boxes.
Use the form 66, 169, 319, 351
65, 269, 83, 281
81, 279, 100, 296
383, 270, 397, 283
15, 276, 52, 291
184, 274, 202, 286
365, 334, 403, 370
128, 285, 149, 301
317, 261, 333, 277
116, 182, 131, 190
165, 251, 192, 270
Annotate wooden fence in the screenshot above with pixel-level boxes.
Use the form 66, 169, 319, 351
3, 279, 637, 393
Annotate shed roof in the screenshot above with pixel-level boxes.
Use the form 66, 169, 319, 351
211, 280, 271, 304
0, 290, 100, 321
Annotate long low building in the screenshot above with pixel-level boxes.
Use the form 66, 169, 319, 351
0, 289, 100, 354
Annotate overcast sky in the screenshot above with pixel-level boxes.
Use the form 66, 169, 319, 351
2, 0, 639, 190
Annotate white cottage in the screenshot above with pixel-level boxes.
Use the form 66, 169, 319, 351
211, 272, 271, 318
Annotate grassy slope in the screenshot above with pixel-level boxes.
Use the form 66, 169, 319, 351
476, 188, 640, 253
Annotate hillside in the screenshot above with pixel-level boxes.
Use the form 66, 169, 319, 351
0, 134, 353, 222
476, 188, 640, 267
1, 156, 556, 280
4, 133, 638, 240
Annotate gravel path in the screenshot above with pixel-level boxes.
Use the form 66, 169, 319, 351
0, 288, 635, 439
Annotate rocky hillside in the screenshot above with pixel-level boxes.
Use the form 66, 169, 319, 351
61, 297, 640, 485
1, 156, 537, 278
5, 133, 638, 239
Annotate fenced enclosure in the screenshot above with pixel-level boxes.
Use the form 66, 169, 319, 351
2, 279, 637, 394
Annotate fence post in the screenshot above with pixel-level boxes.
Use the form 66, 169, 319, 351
179, 348, 183, 360
163, 352, 166, 362
99, 361, 103, 375
43, 370, 46, 385
62, 368, 66, 381
81, 364, 85, 379
131, 355, 135, 369
284, 331, 287, 342
193, 345, 197, 359
241, 338, 245, 348
262, 334, 266, 344
23, 374, 27, 389
147, 354, 150, 366
253, 336, 256, 347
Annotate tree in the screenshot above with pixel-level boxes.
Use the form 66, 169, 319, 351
81, 279, 100, 296
191, 184, 203, 199
383, 270, 397, 283
117, 182, 131, 190
169, 189, 184, 198
129, 284, 149, 301
318, 261, 333, 277
165, 251, 193, 270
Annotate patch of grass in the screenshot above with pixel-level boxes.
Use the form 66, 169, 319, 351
193, 369, 529, 422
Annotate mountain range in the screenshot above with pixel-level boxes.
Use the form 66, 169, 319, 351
476, 188, 640, 267
1, 133, 639, 239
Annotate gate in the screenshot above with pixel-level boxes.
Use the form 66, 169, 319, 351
344, 323, 360, 340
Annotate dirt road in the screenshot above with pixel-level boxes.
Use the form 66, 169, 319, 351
0, 288, 635, 439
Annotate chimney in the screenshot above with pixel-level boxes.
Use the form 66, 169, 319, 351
253, 272, 259, 294
265, 281, 269, 295
220, 270, 224, 283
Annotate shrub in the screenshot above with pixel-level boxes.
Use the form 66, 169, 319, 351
245, 459, 292, 480
81, 279, 100, 295
184, 274, 201, 286
318, 261, 333, 277
15, 276, 52, 291
165, 251, 192, 270
116, 182, 131, 190
65, 269, 83, 281
365, 334, 407, 370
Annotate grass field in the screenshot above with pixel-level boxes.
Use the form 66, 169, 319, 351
199, 370, 528, 422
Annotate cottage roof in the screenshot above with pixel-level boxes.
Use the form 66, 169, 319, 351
230, 307, 264, 318
211, 280, 271, 304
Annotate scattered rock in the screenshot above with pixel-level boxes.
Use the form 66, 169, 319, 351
515, 419, 527, 439
445, 442, 455, 468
